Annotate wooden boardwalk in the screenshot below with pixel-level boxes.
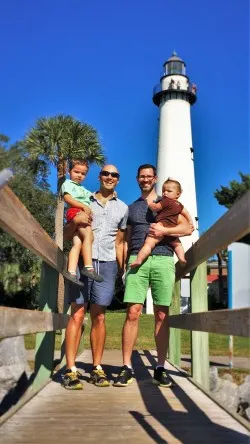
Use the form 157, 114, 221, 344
1, 350, 249, 444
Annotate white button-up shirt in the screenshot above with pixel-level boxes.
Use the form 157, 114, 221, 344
90, 193, 128, 261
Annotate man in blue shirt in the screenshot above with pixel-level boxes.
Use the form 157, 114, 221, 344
114, 164, 192, 388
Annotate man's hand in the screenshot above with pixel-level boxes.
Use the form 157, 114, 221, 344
73, 211, 92, 226
64, 211, 92, 241
81, 204, 93, 216
148, 223, 165, 239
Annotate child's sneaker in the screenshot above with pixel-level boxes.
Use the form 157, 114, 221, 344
81, 267, 104, 282
64, 272, 85, 287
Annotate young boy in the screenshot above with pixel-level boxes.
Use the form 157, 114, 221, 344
130, 178, 193, 268
61, 159, 103, 282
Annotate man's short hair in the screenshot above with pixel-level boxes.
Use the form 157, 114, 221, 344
68, 159, 89, 171
137, 164, 157, 177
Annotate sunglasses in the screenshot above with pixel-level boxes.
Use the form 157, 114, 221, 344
100, 170, 120, 179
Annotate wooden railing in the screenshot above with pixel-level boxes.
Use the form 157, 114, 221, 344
0, 184, 85, 422
168, 190, 250, 390
0, 180, 249, 420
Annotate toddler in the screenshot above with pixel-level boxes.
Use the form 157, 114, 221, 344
130, 178, 193, 268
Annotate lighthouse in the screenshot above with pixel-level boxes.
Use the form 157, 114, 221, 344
146, 52, 198, 313
153, 52, 198, 251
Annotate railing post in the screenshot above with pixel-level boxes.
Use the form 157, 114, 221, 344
190, 262, 209, 390
34, 262, 59, 390
169, 281, 181, 366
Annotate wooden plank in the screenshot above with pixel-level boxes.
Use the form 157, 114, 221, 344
34, 263, 59, 391
176, 190, 250, 281
0, 307, 69, 338
169, 281, 181, 366
168, 307, 250, 337
1, 350, 249, 442
190, 262, 209, 391
0, 185, 67, 274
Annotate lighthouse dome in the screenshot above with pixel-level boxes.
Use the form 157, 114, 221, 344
167, 51, 183, 63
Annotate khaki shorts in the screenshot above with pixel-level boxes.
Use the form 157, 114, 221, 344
124, 255, 175, 306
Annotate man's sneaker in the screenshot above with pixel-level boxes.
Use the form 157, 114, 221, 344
113, 365, 133, 387
153, 367, 172, 387
89, 368, 110, 387
80, 267, 104, 282
61, 369, 83, 390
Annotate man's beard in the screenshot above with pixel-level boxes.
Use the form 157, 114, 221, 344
139, 183, 155, 192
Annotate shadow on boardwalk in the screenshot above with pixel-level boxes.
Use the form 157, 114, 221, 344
129, 350, 248, 443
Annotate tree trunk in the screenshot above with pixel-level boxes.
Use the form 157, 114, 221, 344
56, 160, 67, 313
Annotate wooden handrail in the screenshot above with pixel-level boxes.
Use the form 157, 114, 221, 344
0, 306, 70, 338
168, 307, 250, 337
176, 190, 250, 281
0, 185, 68, 275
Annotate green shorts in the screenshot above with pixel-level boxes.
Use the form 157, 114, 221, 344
124, 255, 175, 306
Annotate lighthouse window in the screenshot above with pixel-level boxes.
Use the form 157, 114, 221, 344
190, 147, 194, 161
167, 61, 183, 74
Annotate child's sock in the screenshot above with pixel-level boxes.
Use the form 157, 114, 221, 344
85, 265, 94, 270
68, 270, 77, 275
70, 365, 77, 373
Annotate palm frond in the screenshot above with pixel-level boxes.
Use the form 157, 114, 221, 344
24, 114, 105, 171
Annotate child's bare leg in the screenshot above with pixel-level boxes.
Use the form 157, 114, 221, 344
130, 236, 161, 268
68, 234, 82, 273
77, 226, 103, 282
78, 225, 94, 267
172, 239, 186, 265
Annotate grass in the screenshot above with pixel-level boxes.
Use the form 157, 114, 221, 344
24, 312, 250, 357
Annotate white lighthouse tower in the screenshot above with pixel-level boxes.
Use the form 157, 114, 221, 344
153, 51, 199, 250
146, 52, 198, 314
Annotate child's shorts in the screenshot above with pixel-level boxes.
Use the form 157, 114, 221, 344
66, 207, 81, 223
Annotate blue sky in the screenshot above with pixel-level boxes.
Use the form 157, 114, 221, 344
0, 0, 249, 233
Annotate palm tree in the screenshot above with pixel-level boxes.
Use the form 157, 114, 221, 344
25, 114, 105, 248
25, 115, 105, 311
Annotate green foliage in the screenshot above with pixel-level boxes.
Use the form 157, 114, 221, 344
0, 137, 56, 308
25, 114, 106, 185
214, 172, 250, 209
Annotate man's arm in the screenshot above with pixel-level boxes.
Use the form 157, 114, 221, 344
181, 207, 194, 230
148, 201, 162, 212
115, 229, 126, 270
63, 211, 92, 241
124, 225, 132, 268
148, 214, 193, 239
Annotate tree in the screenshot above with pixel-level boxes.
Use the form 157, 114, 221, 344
214, 172, 250, 306
214, 172, 250, 209
24, 115, 105, 311
0, 137, 56, 308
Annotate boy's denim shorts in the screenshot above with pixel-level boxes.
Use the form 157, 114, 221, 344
65, 260, 118, 307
